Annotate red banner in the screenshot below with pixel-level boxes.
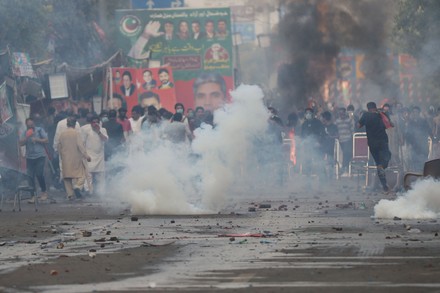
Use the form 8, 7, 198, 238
111, 66, 177, 116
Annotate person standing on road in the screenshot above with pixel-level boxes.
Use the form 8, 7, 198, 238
405, 106, 431, 172
335, 108, 354, 176
358, 102, 391, 192
58, 117, 91, 200
81, 115, 108, 195
103, 110, 124, 160
19, 118, 49, 203
301, 108, 325, 177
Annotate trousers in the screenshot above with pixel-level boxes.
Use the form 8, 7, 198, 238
63, 176, 86, 198
26, 157, 47, 192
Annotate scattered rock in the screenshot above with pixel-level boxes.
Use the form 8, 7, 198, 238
248, 207, 256, 212
56, 243, 64, 249
106, 231, 111, 235
50, 270, 58, 276
278, 205, 288, 211
393, 216, 402, 221
170, 220, 175, 224
82, 231, 92, 237
229, 237, 235, 242
131, 216, 138, 221
259, 204, 271, 209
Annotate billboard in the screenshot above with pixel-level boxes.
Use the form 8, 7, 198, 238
115, 7, 234, 112
111, 66, 177, 116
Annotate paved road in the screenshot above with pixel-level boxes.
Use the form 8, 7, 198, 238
0, 178, 439, 292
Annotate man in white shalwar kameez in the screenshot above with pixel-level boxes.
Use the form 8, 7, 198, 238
81, 115, 108, 194
53, 113, 81, 183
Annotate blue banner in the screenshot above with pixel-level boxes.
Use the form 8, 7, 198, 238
232, 22, 255, 43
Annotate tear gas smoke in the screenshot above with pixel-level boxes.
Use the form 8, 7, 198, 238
192, 85, 269, 210
374, 178, 440, 220
105, 85, 270, 215
277, 0, 396, 111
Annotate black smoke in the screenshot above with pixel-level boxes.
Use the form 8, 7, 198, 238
277, 0, 397, 111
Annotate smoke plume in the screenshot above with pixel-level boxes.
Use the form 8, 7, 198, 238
105, 85, 270, 215
374, 178, 440, 219
277, 0, 396, 111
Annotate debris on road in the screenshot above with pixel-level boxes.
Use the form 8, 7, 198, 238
82, 231, 92, 237
258, 204, 271, 209
336, 202, 353, 209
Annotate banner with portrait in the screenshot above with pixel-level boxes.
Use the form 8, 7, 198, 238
0, 82, 13, 123
115, 7, 234, 112
111, 66, 177, 116
11, 52, 37, 78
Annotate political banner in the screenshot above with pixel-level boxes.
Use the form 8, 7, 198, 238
0, 82, 13, 124
111, 66, 177, 116
11, 52, 36, 78
115, 7, 234, 112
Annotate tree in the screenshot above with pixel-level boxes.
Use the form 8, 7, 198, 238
0, 0, 48, 57
394, 0, 440, 102
0, 0, 130, 66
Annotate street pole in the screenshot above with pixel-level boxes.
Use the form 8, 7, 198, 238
232, 33, 242, 87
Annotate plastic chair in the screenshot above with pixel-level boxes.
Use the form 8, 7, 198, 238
365, 151, 401, 191
403, 158, 440, 190
14, 175, 38, 212
0, 167, 38, 212
349, 133, 369, 176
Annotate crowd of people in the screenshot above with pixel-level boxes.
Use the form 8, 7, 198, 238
20, 101, 217, 202
281, 101, 440, 191
20, 97, 440, 202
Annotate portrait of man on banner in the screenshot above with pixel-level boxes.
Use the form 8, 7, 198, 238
116, 8, 234, 111
112, 66, 177, 116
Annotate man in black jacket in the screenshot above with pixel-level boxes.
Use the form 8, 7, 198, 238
301, 108, 325, 177
358, 102, 391, 192
102, 110, 124, 161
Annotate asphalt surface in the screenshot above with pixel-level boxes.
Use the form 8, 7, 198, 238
0, 177, 439, 292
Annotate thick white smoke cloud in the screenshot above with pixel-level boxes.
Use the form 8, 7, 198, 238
105, 84, 269, 215
374, 178, 440, 219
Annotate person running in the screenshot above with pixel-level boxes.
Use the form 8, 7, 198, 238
358, 102, 392, 192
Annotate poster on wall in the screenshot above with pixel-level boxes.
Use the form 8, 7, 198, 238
49, 73, 69, 99
115, 7, 234, 112
11, 52, 36, 78
0, 82, 13, 123
111, 66, 177, 115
